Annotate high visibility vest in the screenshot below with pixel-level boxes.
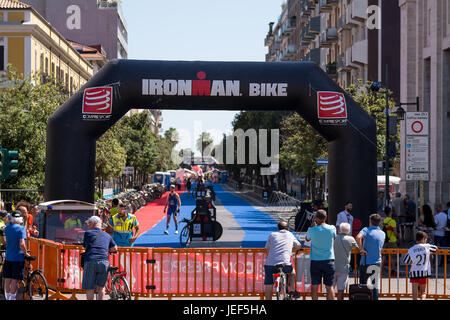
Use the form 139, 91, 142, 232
110, 214, 137, 234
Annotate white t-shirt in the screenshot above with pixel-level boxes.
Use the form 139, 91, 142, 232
402, 243, 437, 278
434, 212, 447, 237
265, 230, 300, 266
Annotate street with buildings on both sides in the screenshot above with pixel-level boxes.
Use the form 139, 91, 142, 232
0, 0, 449, 302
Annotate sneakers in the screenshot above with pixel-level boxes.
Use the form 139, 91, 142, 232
175, 230, 178, 234
164, 229, 169, 235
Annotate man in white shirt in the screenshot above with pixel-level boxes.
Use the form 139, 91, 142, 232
264, 221, 302, 300
336, 202, 354, 235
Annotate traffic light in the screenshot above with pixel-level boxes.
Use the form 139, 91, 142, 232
0, 145, 18, 182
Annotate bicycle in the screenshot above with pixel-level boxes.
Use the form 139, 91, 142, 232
0, 250, 48, 300
104, 257, 131, 300
272, 264, 300, 301
180, 217, 194, 247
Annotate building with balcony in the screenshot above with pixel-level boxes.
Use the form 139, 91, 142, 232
0, 0, 93, 91
399, 0, 450, 207
22, 0, 128, 59
265, 0, 400, 101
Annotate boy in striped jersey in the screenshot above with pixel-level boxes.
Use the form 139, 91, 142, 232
402, 231, 437, 300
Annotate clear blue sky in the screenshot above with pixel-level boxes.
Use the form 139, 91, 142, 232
121, 0, 284, 154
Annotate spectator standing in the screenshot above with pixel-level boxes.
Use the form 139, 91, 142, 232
263, 221, 302, 300
420, 204, 436, 243
0, 210, 8, 248
3, 211, 31, 300
333, 222, 361, 300
392, 193, 405, 222
306, 210, 336, 300
82, 216, 118, 300
26, 205, 39, 238
16, 201, 30, 229
110, 198, 119, 217
336, 202, 355, 270
336, 202, 354, 235
356, 214, 385, 300
377, 192, 385, 216
446, 202, 450, 248
382, 206, 398, 276
433, 204, 447, 265
402, 231, 437, 300
404, 194, 416, 223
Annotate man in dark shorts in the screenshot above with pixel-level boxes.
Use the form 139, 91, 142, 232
164, 185, 181, 235
3, 211, 31, 300
306, 210, 337, 300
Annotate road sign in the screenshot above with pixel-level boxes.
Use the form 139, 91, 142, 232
406, 112, 428, 136
316, 159, 328, 166
406, 136, 429, 173
406, 173, 429, 181
122, 166, 134, 175
406, 112, 429, 181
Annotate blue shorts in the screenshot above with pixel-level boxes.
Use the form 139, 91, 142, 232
264, 265, 293, 285
310, 260, 335, 286
167, 207, 178, 216
82, 260, 110, 290
3, 260, 25, 281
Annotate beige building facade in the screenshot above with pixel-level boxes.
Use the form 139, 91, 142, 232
0, 0, 93, 91
399, 0, 450, 206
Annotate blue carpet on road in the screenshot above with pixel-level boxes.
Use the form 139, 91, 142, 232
133, 190, 196, 248
134, 184, 292, 248
213, 184, 278, 248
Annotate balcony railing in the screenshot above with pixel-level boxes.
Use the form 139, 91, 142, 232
97, 0, 119, 8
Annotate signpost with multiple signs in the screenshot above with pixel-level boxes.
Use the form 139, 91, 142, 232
405, 112, 429, 181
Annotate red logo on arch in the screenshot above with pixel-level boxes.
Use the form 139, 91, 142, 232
82, 87, 113, 114
317, 91, 347, 119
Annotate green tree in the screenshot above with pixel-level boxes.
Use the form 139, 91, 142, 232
278, 79, 399, 200
0, 67, 68, 201
95, 128, 127, 192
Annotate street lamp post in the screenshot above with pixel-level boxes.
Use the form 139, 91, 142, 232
371, 65, 407, 208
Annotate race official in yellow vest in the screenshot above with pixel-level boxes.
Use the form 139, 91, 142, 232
106, 201, 140, 247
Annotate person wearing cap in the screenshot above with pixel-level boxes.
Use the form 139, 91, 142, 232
82, 216, 117, 300
3, 211, 31, 300
107, 202, 140, 247
163, 184, 181, 235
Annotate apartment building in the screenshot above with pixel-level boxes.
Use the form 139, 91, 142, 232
0, 0, 92, 90
265, 0, 400, 101
399, 0, 450, 206
22, 0, 128, 59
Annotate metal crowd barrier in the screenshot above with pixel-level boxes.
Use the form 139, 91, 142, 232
27, 238, 450, 300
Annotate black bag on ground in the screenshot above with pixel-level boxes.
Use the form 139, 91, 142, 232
348, 282, 373, 300
349, 257, 373, 300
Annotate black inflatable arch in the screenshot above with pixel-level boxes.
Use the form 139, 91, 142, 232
45, 60, 377, 225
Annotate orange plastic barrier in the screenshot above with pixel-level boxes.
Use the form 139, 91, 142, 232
26, 238, 450, 300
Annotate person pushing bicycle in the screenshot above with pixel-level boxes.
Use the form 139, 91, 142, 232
264, 221, 302, 300
164, 185, 181, 235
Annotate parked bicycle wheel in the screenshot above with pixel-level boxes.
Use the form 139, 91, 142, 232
27, 270, 48, 300
111, 275, 131, 300
180, 225, 190, 247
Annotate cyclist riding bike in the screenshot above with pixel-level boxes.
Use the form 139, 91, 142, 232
264, 221, 302, 300
106, 201, 140, 247
164, 185, 181, 235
